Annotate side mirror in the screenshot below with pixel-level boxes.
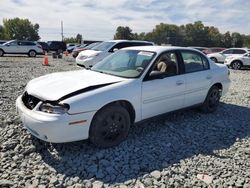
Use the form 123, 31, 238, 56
149, 71, 165, 80
5, 44, 10, 46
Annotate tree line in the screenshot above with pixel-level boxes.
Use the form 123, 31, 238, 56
1, 18, 250, 48
114, 21, 250, 48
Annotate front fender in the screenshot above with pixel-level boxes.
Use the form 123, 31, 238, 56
63, 80, 142, 122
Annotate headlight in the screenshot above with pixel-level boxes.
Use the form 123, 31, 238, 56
39, 103, 69, 114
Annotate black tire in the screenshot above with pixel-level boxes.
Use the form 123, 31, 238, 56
0, 49, 4, 57
231, 61, 242, 70
210, 57, 218, 63
28, 50, 36, 57
89, 105, 131, 148
200, 86, 221, 113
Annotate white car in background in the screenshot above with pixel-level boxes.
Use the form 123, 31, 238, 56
207, 48, 249, 63
224, 52, 250, 69
0, 40, 44, 57
76, 40, 153, 68
16, 46, 230, 148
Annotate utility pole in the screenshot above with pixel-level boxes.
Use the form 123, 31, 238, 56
61, 21, 64, 41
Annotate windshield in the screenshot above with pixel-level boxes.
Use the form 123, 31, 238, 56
91, 50, 155, 78
86, 42, 100, 49
91, 42, 115, 51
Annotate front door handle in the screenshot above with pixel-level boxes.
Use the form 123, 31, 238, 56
176, 80, 184, 86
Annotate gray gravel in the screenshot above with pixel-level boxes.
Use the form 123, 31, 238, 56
0, 55, 250, 188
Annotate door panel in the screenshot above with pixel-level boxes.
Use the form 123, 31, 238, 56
141, 75, 186, 119
184, 70, 212, 107
243, 56, 250, 66
6, 42, 19, 53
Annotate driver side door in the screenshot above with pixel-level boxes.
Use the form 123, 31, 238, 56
5, 41, 19, 53
141, 51, 186, 119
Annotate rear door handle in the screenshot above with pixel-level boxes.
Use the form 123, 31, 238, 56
176, 80, 184, 86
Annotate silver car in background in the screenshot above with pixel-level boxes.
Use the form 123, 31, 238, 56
76, 40, 154, 68
0, 40, 44, 57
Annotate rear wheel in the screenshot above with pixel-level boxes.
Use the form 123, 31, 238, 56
28, 50, 36, 57
0, 49, 4, 57
210, 57, 218, 63
89, 105, 131, 148
231, 61, 242, 70
200, 86, 221, 113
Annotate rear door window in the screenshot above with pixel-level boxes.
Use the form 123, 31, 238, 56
222, 49, 233, 54
180, 51, 209, 73
233, 49, 246, 54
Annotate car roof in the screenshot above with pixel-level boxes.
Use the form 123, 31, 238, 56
106, 40, 153, 44
122, 45, 201, 54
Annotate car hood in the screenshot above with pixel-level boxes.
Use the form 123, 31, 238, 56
26, 70, 126, 101
78, 49, 102, 57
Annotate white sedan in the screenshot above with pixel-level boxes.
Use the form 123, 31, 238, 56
16, 46, 230, 148
224, 52, 250, 70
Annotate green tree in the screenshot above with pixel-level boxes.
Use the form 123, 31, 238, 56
3, 18, 40, 41
63, 37, 78, 44
0, 25, 4, 39
207, 26, 223, 47
231, 32, 243, 47
222, 32, 232, 48
114, 26, 133, 40
242, 35, 250, 48
147, 23, 182, 45
76, 33, 82, 43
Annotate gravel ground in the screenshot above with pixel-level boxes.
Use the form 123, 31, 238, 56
0, 55, 249, 188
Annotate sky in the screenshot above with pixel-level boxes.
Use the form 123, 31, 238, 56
0, 0, 249, 41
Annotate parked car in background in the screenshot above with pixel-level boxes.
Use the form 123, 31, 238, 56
67, 44, 81, 53
16, 46, 230, 147
0, 40, 7, 45
0, 40, 44, 57
37, 42, 49, 52
76, 40, 154, 68
67, 43, 77, 48
202, 47, 226, 55
47, 41, 66, 53
188, 46, 208, 53
207, 48, 249, 63
224, 52, 250, 69
72, 42, 101, 58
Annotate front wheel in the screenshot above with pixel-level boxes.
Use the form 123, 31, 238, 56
89, 105, 131, 148
231, 61, 242, 70
28, 50, 36, 57
200, 86, 221, 113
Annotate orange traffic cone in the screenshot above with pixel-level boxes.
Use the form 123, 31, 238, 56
43, 52, 49, 66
